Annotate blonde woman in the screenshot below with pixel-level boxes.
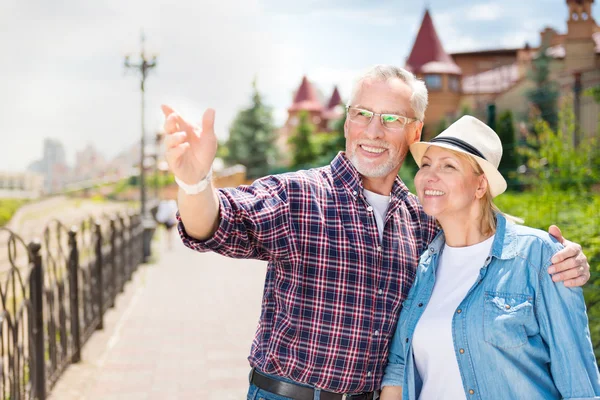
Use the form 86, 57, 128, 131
380, 116, 600, 400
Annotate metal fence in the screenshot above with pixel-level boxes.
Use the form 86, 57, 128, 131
0, 211, 143, 400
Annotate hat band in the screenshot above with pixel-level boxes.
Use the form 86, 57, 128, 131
429, 137, 487, 160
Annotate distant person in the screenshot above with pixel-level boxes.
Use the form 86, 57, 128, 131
161, 65, 590, 398
156, 197, 178, 250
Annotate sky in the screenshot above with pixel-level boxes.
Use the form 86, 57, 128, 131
1, 0, 598, 171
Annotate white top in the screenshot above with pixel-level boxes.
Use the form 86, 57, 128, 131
363, 189, 390, 243
412, 235, 495, 400
156, 199, 178, 224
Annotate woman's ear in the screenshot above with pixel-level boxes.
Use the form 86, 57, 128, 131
475, 176, 488, 199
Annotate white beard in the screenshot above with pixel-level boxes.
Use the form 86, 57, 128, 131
348, 151, 398, 178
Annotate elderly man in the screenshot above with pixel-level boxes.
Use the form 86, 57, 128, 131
161, 65, 590, 400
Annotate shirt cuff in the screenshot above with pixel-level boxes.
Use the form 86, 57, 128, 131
177, 190, 234, 251
381, 363, 404, 388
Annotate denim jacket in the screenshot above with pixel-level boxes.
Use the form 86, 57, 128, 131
382, 213, 600, 399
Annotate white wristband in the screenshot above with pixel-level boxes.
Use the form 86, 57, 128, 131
175, 168, 213, 195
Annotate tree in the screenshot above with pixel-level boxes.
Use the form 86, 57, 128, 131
526, 46, 559, 132
288, 111, 318, 168
518, 105, 598, 192
496, 110, 519, 187
224, 81, 277, 179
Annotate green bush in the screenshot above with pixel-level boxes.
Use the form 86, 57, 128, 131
0, 199, 29, 226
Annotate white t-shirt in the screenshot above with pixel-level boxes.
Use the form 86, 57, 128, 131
412, 235, 495, 400
156, 199, 178, 224
363, 189, 390, 243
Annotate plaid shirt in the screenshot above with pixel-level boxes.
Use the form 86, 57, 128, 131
178, 153, 437, 393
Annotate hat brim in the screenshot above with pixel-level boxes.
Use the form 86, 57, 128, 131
410, 141, 507, 198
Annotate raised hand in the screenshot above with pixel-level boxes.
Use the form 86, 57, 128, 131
161, 105, 218, 185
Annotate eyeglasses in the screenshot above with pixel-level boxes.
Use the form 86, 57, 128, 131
346, 106, 419, 130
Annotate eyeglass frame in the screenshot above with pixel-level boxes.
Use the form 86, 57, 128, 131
345, 105, 420, 130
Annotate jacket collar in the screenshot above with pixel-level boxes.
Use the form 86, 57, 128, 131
426, 213, 518, 260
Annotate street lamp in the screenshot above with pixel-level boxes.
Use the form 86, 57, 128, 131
125, 31, 158, 262
154, 131, 164, 199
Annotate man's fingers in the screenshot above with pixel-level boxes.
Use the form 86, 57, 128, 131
161, 104, 175, 117
551, 262, 583, 282
166, 142, 190, 163
548, 225, 564, 244
549, 241, 580, 265
563, 273, 590, 288
164, 131, 187, 149
201, 108, 216, 137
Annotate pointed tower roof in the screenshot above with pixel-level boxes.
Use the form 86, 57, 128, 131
405, 9, 462, 75
326, 86, 342, 109
289, 76, 323, 112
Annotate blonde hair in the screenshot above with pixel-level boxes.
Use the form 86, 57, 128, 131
455, 152, 522, 235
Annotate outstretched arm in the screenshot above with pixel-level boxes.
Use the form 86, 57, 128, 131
162, 105, 220, 240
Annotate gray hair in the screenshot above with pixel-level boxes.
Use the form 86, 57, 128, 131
346, 65, 428, 121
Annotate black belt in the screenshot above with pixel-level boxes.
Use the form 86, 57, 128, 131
250, 369, 374, 400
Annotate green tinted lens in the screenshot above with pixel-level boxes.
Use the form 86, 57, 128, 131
381, 114, 399, 123
358, 109, 373, 118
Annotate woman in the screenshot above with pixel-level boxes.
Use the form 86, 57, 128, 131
380, 116, 600, 400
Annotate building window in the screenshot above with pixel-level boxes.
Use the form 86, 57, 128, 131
448, 76, 460, 92
424, 74, 442, 90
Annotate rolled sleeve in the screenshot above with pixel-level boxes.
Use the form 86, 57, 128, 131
177, 190, 235, 251
381, 362, 404, 388
178, 175, 292, 261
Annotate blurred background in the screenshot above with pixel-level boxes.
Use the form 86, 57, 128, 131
0, 0, 599, 398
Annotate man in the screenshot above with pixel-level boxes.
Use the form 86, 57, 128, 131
162, 65, 590, 399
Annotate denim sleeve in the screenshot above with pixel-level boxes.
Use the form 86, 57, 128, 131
381, 316, 407, 388
178, 175, 291, 261
537, 241, 600, 399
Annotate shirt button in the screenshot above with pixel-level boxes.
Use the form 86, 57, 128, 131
405, 338, 409, 343
367, 206, 373, 212
377, 246, 382, 252
378, 289, 383, 295
418, 303, 423, 307
456, 309, 462, 314
505, 304, 511, 310
459, 348, 465, 354
374, 330, 379, 336
469, 389, 475, 395
367, 371, 372, 377
352, 190, 358, 196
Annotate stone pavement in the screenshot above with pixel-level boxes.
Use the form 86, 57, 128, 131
49, 232, 267, 400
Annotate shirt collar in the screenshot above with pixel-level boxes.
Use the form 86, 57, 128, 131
425, 213, 519, 260
330, 152, 410, 201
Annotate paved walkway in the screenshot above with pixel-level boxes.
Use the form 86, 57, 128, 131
49, 231, 267, 399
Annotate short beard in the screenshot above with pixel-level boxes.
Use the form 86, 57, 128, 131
348, 150, 400, 178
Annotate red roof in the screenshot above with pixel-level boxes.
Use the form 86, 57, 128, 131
289, 76, 323, 112
406, 10, 462, 75
326, 86, 342, 109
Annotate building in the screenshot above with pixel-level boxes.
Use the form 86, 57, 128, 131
0, 171, 44, 199
277, 76, 344, 163
27, 138, 71, 194
280, 0, 599, 149
416, 0, 599, 139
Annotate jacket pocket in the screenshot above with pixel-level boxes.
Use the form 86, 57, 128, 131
484, 291, 533, 349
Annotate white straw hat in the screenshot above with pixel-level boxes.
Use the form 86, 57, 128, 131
410, 115, 507, 198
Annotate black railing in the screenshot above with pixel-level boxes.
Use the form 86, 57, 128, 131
0, 211, 143, 399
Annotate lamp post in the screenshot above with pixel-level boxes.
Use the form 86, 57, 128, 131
154, 131, 164, 199
125, 31, 158, 262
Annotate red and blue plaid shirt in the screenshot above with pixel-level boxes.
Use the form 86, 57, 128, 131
178, 153, 437, 393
